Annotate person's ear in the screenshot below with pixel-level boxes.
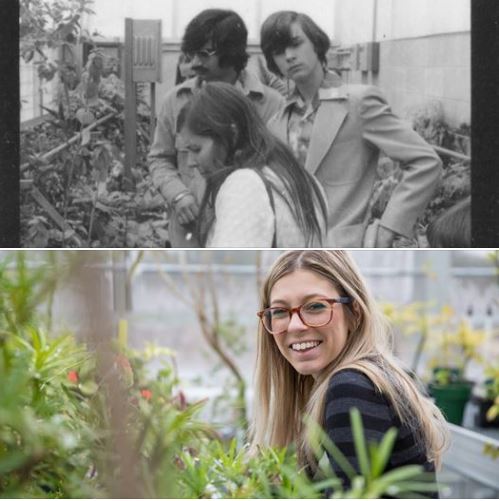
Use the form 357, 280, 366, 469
350, 300, 361, 333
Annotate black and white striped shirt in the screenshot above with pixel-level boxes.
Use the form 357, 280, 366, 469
323, 369, 437, 497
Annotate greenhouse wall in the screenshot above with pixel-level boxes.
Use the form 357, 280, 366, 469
340, 32, 470, 126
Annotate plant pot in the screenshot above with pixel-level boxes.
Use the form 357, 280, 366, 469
428, 381, 473, 425
472, 396, 499, 428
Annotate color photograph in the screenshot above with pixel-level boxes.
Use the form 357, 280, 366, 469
0, 249, 497, 497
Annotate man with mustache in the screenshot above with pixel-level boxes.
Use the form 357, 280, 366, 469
148, 9, 284, 247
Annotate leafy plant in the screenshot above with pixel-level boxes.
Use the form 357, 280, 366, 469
426, 314, 485, 380
369, 100, 470, 247
383, 300, 485, 382
482, 365, 499, 422
382, 301, 451, 374
174, 408, 438, 499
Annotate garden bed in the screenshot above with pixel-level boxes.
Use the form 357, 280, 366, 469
20, 72, 169, 248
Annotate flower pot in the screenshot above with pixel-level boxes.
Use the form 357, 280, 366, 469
428, 381, 473, 425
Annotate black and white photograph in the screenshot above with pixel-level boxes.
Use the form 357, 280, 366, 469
19, 0, 472, 248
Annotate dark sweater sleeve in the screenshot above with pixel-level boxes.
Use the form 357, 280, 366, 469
323, 369, 397, 487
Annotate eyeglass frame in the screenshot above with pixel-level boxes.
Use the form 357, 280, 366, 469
185, 48, 217, 62
257, 297, 353, 335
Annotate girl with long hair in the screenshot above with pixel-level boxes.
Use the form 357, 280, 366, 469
251, 250, 449, 493
179, 81, 327, 247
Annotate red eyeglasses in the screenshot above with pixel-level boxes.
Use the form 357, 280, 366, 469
257, 297, 352, 335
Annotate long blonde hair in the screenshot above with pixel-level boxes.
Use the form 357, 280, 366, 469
249, 250, 450, 470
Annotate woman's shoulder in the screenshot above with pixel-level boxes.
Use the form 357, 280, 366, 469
325, 369, 395, 424
218, 168, 268, 197
215, 168, 274, 217
328, 368, 376, 390
326, 369, 389, 406
221, 167, 281, 198
222, 167, 267, 186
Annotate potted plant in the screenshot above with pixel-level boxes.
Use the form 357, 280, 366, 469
472, 364, 499, 428
426, 314, 485, 426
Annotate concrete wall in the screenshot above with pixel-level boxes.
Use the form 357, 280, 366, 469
336, 31, 470, 127
332, 0, 471, 126
377, 32, 470, 126
333, 0, 470, 44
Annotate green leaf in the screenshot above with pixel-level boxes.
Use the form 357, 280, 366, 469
0, 451, 30, 475
370, 464, 424, 495
370, 426, 398, 478
304, 416, 356, 480
350, 408, 371, 482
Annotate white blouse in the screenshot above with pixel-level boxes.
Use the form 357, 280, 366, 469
206, 167, 326, 248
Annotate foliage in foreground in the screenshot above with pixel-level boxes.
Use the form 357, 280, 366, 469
0, 254, 438, 498
0, 328, 437, 498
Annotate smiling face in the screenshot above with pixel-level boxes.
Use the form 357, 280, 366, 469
268, 268, 350, 378
271, 22, 323, 83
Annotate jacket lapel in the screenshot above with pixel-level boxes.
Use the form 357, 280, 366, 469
269, 107, 288, 142
305, 87, 349, 175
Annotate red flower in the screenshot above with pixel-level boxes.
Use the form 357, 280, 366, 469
140, 388, 153, 400
67, 370, 79, 383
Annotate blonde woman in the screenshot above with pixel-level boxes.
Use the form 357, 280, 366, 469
251, 250, 449, 493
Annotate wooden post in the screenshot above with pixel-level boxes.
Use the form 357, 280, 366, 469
124, 18, 136, 186
123, 19, 161, 185
150, 82, 156, 141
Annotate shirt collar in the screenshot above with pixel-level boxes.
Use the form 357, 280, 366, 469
234, 69, 266, 98
175, 70, 265, 98
284, 71, 347, 112
175, 75, 201, 96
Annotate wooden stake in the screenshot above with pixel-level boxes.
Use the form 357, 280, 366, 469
124, 18, 137, 185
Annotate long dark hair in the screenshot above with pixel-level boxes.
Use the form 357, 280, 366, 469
179, 82, 327, 246
261, 11, 330, 77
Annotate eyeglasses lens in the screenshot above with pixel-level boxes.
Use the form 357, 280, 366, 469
264, 300, 332, 334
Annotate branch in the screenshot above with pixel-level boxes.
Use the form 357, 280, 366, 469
126, 250, 144, 284
152, 252, 193, 308
20, 112, 116, 173
195, 305, 244, 384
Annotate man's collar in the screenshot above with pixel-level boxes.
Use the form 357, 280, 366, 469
175, 70, 265, 98
175, 76, 201, 96
284, 71, 347, 111
235, 69, 266, 97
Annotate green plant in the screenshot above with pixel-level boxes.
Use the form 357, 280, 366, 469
427, 314, 485, 380
0, 324, 103, 497
382, 301, 446, 374
174, 408, 438, 499
482, 365, 499, 422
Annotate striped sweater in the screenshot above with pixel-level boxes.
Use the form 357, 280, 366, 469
323, 369, 438, 497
